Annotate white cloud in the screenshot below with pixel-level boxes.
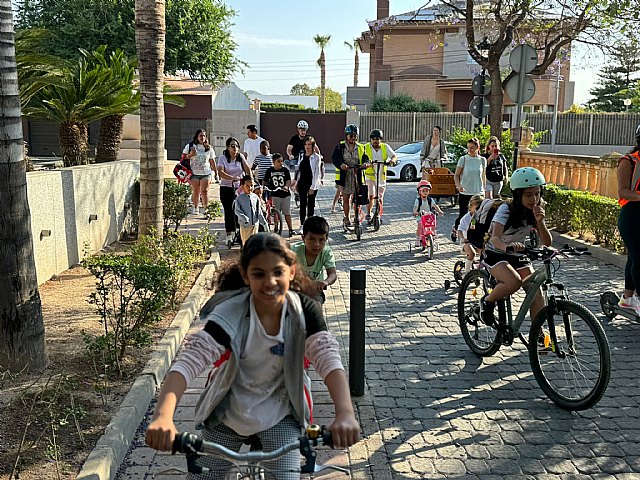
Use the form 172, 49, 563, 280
233, 32, 310, 48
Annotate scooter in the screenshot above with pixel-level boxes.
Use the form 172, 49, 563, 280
368, 159, 394, 232
600, 291, 640, 322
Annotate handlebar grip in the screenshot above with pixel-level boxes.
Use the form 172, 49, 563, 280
506, 245, 515, 253
322, 428, 333, 448
172, 432, 202, 455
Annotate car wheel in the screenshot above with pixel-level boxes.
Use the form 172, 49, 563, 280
400, 165, 417, 182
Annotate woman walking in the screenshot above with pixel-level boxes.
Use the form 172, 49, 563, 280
217, 137, 252, 245
452, 137, 486, 241
296, 136, 322, 227
419, 125, 448, 176
483, 136, 509, 199
183, 129, 216, 214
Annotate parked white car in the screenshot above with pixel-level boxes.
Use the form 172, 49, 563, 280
386, 141, 458, 181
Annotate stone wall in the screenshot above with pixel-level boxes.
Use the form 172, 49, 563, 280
27, 160, 140, 285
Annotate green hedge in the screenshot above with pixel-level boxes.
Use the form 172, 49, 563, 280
545, 184, 624, 252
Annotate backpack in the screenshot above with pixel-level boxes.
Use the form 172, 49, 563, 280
416, 196, 434, 213
173, 142, 195, 183
466, 198, 508, 248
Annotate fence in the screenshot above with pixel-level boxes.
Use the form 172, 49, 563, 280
360, 111, 640, 147
360, 112, 475, 144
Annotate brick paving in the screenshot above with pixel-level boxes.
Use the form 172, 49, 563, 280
117, 174, 640, 479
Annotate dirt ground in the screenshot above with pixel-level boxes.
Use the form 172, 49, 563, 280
0, 242, 237, 480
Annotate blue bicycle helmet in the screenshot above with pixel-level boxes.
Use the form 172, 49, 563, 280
344, 124, 359, 136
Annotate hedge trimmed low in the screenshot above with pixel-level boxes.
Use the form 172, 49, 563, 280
544, 184, 624, 252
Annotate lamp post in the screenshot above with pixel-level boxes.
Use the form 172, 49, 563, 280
624, 98, 632, 112
476, 37, 491, 129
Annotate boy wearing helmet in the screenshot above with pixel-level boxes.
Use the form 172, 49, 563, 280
413, 180, 444, 246
481, 167, 552, 328
364, 129, 397, 224
332, 124, 370, 226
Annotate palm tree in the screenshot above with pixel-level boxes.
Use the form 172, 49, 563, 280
135, 0, 166, 236
313, 34, 331, 114
344, 39, 360, 87
23, 50, 135, 166
0, 0, 48, 372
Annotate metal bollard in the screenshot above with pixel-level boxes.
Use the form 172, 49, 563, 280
349, 267, 366, 396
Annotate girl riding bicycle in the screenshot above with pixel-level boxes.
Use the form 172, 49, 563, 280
145, 233, 360, 479
413, 180, 444, 247
480, 167, 552, 325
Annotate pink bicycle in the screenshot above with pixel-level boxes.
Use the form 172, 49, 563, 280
410, 211, 438, 259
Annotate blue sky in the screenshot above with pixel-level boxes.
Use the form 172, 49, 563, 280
225, 0, 601, 105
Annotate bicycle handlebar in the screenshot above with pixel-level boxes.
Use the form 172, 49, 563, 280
506, 244, 591, 261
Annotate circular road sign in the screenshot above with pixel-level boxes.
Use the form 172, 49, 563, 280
509, 44, 538, 74
471, 74, 491, 96
469, 97, 490, 119
505, 74, 536, 104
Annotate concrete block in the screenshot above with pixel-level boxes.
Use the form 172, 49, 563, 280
76, 445, 116, 480
120, 374, 156, 415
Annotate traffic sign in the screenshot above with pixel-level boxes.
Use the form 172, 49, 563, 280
471, 74, 491, 96
469, 97, 490, 119
505, 74, 536, 104
509, 44, 538, 73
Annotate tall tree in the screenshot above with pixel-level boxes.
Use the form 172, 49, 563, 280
344, 39, 360, 87
433, 0, 627, 137
0, 0, 48, 372
135, 0, 166, 237
290, 83, 314, 95
17, 0, 241, 85
313, 34, 331, 114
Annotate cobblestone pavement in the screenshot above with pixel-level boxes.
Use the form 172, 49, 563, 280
117, 174, 640, 479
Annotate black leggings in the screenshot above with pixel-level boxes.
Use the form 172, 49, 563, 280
220, 186, 237, 234
618, 201, 640, 292
297, 183, 316, 227
455, 193, 473, 230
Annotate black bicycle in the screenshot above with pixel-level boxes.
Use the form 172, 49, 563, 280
458, 244, 611, 411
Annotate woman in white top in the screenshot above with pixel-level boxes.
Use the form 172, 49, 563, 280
184, 129, 216, 214
420, 125, 448, 176
453, 137, 486, 241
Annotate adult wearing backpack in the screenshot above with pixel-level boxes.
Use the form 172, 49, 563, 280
452, 137, 486, 241
483, 136, 509, 199
616, 124, 640, 315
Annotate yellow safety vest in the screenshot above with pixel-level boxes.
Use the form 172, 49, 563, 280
335, 141, 366, 183
364, 143, 389, 182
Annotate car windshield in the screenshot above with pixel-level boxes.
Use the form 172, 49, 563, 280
396, 143, 422, 154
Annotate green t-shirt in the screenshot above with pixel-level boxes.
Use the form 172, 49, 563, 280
291, 242, 336, 282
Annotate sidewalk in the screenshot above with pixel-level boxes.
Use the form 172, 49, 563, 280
117, 175, 640, 479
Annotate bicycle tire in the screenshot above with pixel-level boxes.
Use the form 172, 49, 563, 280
355, 224, 362, 241
272, 208, 283, 236
427, 235, 434, 260
373, 215, 380, 232
457, 270, 501, 356
529, 299, 611, 411
453, 260, 465, 286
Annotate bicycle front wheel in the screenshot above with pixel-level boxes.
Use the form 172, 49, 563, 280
271, 208, 283, 236
529, 299, 611, 411
427, 235, 434, 260
458, 270, 501, 356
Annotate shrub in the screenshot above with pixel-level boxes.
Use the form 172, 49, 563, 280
204, 199, 222, 223
82, 253, 173, 369
544, 184, 623, 252
163, 179, 191, 232
371, 93, 442, 112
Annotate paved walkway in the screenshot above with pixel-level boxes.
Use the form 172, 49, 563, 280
117, 175, 640, 479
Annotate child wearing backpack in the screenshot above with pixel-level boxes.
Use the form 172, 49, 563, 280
457, 194, 485, 274
413, 180, 444, 247
480, 167, 552, 326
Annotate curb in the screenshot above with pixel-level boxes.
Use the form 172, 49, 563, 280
76, 251, 221, 480
551, 230, 626, 270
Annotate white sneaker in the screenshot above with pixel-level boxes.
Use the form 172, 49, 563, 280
188, 206, 195, 215
619, 295, 640, 316
198, 206, 205, 215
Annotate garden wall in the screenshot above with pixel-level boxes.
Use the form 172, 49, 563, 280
27, 160, 140, 285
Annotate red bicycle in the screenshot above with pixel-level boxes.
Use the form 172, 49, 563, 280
410, 211, 438, 259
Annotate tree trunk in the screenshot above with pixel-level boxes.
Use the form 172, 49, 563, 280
59, 121, 86, 167
320, 50, 326, 114
354, 50, 359, 87
96, 114, 125, 163
135, 0, 166, 237
488, 61, 505, 139
0, 0, 48, 372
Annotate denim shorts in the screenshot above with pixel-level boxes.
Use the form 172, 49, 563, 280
191, 174, 211, 181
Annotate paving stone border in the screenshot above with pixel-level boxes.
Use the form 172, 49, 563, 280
76, 251, 221, 480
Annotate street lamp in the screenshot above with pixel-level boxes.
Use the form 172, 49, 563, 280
624, 98, 632, 112
476, 37, 491, 127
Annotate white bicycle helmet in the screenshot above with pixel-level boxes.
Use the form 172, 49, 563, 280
510, 167, 546, 190
297, 120, 309, 129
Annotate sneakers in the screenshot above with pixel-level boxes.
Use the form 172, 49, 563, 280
450, 226, 458, 243
343, 218, 352, 228
188, 205, 196, 215
198, 206, 204, 215
480, 295, 496, 326
415, 238, 421, 247
365, 214, 371, 221
537, 329, 554, 353
619, 295, 640, 316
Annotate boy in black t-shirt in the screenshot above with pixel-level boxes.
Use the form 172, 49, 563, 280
263, 153, 295, 237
